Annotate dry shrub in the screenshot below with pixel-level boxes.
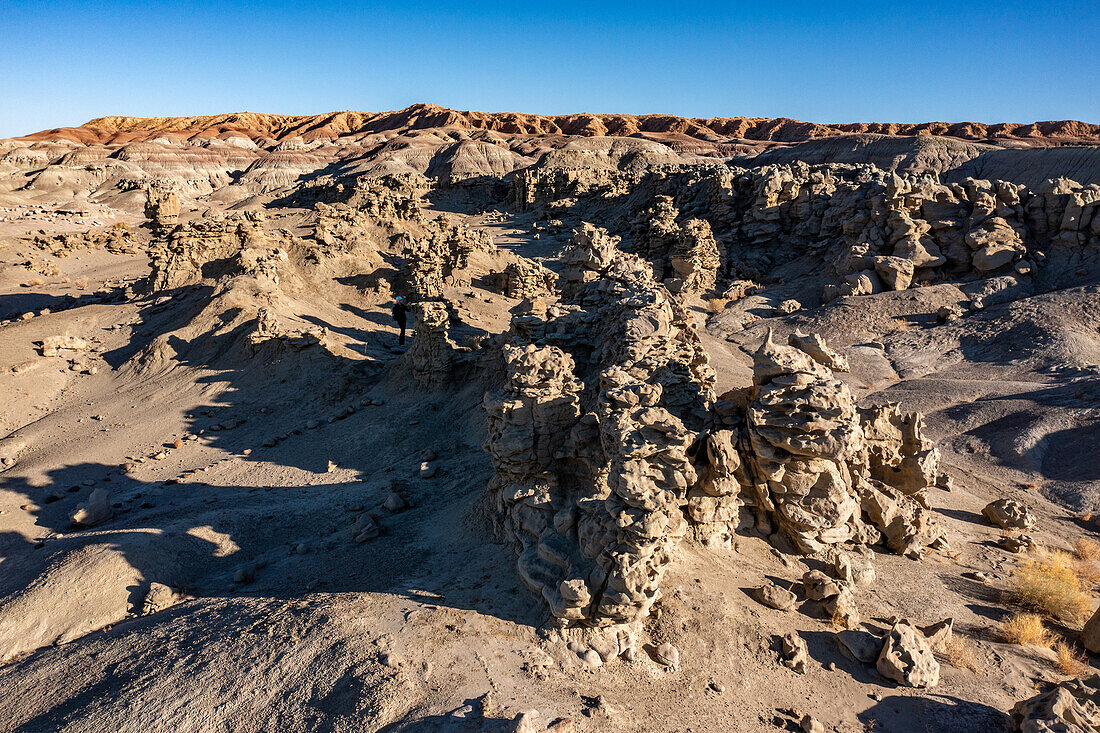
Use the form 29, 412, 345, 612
943, 634, 983, 671
1011, 551, 1094, 623
829, 610, 848, 631
1081, 511, 1094, 524
1075, 538, 1100, 562
704, 297, 729, 314
1001, 613, 1052, 647
112, 221, 130, 231
890, 317, 916, 333
1053, 641, 1090, 676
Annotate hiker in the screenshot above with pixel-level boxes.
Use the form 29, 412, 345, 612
392, 296, 409, 345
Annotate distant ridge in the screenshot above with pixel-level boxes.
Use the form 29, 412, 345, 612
16, 103, 1100, 146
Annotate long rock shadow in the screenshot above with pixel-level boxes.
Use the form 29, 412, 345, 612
857, 694, 1008, 733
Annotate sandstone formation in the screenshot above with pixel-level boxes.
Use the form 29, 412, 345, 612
144, 184, 180, 230
404, 301, 456, 387
146, 212, 270, 292
486, 227, 947, 629
496, 258, 557, 300
876, 622, 940, 688
397, 217, 493, 299
983, 498, 1037, 529
1010, 676, 1100, 732
484, 225, 714, 631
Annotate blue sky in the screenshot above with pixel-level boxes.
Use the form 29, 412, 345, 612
1, 1, 1097, 138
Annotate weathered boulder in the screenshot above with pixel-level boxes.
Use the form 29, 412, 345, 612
983, 498, 1036, 530
780, 632, 809, 674
876, 622, 939, 688
1010, 675, 1100, 732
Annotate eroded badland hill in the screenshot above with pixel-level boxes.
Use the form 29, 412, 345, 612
1, 105, 1100, 732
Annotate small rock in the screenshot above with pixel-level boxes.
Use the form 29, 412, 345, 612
982, 498, 1035, 530
141, 582, 184, 614
754, 582, 797, 611
384, 492, 407, 512
997, 534, 1037, 553
937, 304, 965, 322
780, 632, 809, 674
353, 513, 379, 543
581, 650, 603, 668
420, 462, 437, 478
655, 642, 679, 668
835, 553, 876, 588
803, 569, 843, 600
837, 629, 884, 663
801, 714, 825, 733
776, 299, 801, 315
69, 488, 112, 527
920, 618, 953, 652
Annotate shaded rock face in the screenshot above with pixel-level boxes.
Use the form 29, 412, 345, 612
1010, 675, 1100, 732
632, 196, 720, 293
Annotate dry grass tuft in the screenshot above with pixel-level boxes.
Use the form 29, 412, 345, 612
1001, 613, 1053, 647
704, 297, 730, 314
1075, 538, 1100, 562
1053, 641, 1090, 676
1010, 551, 1094, 623
943, 634, 983, 671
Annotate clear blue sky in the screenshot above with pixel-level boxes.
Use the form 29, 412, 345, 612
1, 1, 1097, 138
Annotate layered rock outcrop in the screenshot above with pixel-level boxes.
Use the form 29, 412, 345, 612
397, 217, 493, 299
144, 184, 180, 230
146, 212, 269, 292
515, 156, 1099, 306
497, 258, 557, 300
404, 301, 456, 387
484, 225, 714, 631
485, 226, 948, 629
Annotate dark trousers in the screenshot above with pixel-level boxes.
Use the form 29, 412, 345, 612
397, 319, 406, 345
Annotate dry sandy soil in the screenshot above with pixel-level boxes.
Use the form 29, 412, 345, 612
0, 107, 1099, 733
